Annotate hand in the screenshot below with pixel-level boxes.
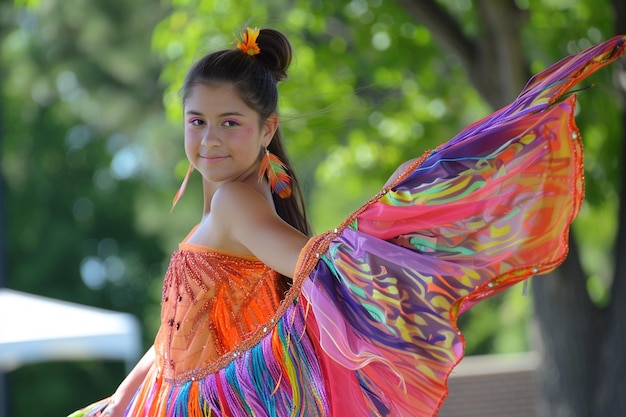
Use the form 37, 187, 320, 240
95, 398, 123, 417
89, 346, 154, 417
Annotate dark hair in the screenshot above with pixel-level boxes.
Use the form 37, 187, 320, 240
182, 28, 311, 291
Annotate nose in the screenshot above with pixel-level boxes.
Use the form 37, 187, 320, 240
201, 124, 220, 146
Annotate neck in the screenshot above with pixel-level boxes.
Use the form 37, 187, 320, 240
201, 180, 218, 215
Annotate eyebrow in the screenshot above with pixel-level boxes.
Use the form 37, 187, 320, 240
185, 110, 246, 117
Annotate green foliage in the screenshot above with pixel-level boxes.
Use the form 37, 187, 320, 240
459, 283, 533, 354
1, 0, 174, 415
2, 0, 167, 307
9, 361, 126, 417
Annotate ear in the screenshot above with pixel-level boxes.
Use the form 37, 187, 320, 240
261, 113, 279, 147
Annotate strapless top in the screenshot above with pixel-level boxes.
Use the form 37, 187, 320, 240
154, 243, 282, 382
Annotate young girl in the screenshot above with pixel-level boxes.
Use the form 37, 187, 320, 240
70, 29, 626, 417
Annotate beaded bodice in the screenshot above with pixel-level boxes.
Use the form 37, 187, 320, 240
154, 242, 282, 383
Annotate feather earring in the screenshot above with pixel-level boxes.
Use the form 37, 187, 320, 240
259, 148, 292, 198
170, 163, 194, 212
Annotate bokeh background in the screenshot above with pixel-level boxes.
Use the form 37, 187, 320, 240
1, 0, 625, 416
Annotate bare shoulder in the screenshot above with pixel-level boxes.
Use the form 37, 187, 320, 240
195, 182, 275, 255
210, 182, 274, 220
208, 181, 308, 277
209, 182, 281, 237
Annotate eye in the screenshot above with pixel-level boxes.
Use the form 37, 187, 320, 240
222, 119, 240, 127
187, 117, 205, 126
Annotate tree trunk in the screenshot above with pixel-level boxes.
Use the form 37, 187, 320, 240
532, 236, 601, 417
397, 0, 529, 108
536, 4, 626, 416
472, 0, 529, 107
535, 61, 626, 417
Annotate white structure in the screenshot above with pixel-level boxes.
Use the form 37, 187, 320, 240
0, 288, 142, 372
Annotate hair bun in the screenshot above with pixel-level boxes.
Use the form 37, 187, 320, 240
255, 28, 292, 82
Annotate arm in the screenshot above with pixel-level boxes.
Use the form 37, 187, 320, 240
100, 346, 155, 417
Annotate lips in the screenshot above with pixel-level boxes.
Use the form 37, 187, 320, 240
199, 155, 229, 163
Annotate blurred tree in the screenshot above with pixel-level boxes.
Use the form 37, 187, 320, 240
1, 0, 176, 415
1, 4, 12, 417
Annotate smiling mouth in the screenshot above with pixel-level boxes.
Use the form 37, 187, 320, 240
200, 155, 228, 162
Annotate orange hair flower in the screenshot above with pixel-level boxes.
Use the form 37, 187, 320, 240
236, 27, 261, 56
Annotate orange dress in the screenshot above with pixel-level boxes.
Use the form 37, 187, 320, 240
155, 242, 283, 383
123, 241, 295, 415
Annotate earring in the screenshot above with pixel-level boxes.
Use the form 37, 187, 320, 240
259, 148, 292, 198
170, 163, 194, 212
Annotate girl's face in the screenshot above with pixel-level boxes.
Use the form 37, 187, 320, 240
183, 83, 277, 186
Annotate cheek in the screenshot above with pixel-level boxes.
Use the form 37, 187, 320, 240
235, 135, 262, 157
183, 133, 198, 157
184, 127, 201, 145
